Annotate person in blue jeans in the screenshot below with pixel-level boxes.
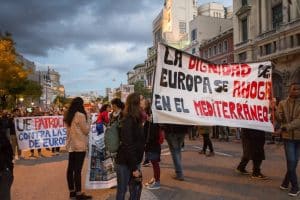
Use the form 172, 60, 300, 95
276, 82, 300, 197
164, 124, 190, 181
115, 93, 145, 200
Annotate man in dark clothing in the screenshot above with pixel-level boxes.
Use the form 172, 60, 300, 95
236, 128, 267, 179
164, 124, 190, 181
0, 123, 14, 200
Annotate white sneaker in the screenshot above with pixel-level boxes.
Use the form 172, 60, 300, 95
146, 181, 160, 190
144, 178, 155, 186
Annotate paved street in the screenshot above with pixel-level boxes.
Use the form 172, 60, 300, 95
12, 138, 294, 200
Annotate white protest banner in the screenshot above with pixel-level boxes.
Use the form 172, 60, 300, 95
14, 116, 66, 150
152, 43, 274, 132
85, 113, 117, 189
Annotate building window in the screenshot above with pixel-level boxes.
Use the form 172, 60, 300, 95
239, 52, 247, 62
223, 40, 228, 52
218, 43, 222, 53
260, 46, 263, 56
265, 43, 272, 55
290, 35, 294, 48
204, 50, 208, 58
273, 41, 277, 53
241, 18, 248, 42
297, 34, 300, 46
209, 48, 212, 57
272, 4, 283, 29
242, 0, 247, 6
191, 29, 197, 41
214, 45, 217, 55
192, 48, 196, 54
179, 22, 186, 34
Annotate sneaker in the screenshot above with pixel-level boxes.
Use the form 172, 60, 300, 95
181, 148, 185, 152
198, 150, 205, 154
288, 189, 300, 197
142, 160, 151, 167
235, 168, 250, 175
144, 178, 155, 186
146, 181, 160, 190
172, 175, 184, 181
206, 152, 215, 157
76, 193, 92, 200
251, 173, 268, 180
280, 185, 289, 190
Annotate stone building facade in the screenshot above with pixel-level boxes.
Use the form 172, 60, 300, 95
233, 0, 300, 100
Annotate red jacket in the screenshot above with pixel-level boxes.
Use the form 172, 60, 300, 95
96, 111, 110, 125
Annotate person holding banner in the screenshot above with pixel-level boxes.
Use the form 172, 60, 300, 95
64, 97, 92, 200
236, 128, 267, 180
164, 124, 191, 181
276, 82, 300, 197
0, 123, 14, 200
115, 93, 145, 200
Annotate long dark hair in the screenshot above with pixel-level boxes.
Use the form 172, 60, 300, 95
64, 97, 87, 126
123, 92, 142, 124
99, 104, 110, 113
144, 99, 152, 116
111, 98, 125, 110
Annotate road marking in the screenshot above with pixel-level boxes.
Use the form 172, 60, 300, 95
192, 146, 233, 157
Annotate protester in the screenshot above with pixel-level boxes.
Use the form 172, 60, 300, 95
236, 128, 267, 179
64, 97, 92, 200
107, 98, 124, 156
164, 124, 190, 181
144, 99, 161, 190
198, 126, 214, 157
115, 93, 145, 200
96, 104, 111, 135
276, 82, 300, 197
109, 98, 124, 126
8, 110, 21, 160
0, 122, 14, 200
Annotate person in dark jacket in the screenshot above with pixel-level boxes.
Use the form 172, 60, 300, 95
116, 93, 145, 200
0, 122, 14, 200
236, 128, 267, 179
143, 100, 161, 189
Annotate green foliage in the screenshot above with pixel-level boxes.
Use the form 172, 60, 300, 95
134, 80, 152, 99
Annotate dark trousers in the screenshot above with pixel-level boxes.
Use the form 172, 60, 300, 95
67, 152, 86, 193
150, 160, 160, 182
52, 147, 60, 153
0, 169, 14, 200
202, 134, 214, 153
237, 157, 262, 174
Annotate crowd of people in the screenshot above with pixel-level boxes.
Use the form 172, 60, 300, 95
0, 81, 299, 200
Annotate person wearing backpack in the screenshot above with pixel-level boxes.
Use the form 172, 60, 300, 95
143, 100, 162, 190
105, 98, 124, 153
115, 93, 146, 200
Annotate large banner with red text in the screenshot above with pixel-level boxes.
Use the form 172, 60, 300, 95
14, 116, 66, 150
152, 43, 273, 132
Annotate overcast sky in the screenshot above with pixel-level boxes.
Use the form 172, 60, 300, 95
0, 0, 232, 96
